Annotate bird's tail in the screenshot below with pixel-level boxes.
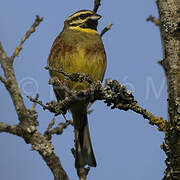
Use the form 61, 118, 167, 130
71, 107, 96, 168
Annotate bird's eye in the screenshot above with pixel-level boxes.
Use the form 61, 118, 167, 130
79, 14, 89, 19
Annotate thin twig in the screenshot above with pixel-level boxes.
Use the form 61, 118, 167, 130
44, 119, 73, 140
47, 117, 56, 132
100, 23, 112, 37
27, 94, 72, 116
44, 117, 56, 139
50, 121, 73, 135
11, 15, 43, 59
45, 66, 93, 84
93, 0, 101, 13
146, 15, 160, 26
32, 93, 39, 110
0, 75, 7, 84
27, 95, 52, 111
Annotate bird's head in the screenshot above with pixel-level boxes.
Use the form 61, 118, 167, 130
64, 10, 101, 31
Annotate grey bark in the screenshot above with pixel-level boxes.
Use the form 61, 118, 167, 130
156, 0, 180, 179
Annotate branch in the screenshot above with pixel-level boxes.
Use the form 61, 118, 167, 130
31, 93, 39, 111
0, 41, 7, 58
49, 121, 73, 135
44, 117, 73, 140
100, 23, 112, 37
93, 0, 101, 13
0, 75, 7, 84
27, 95, 65, 115
0, 121, 69, 180
28, 94, 73, 116
45, 66, 93, 84
0, 41, 27, 120
0, 122, 20, 135
100, 79, 167, 132
128, 102, 167, 131
30, 132, 69, 180
146, 15, 160, 26
11, 15, 43, 59
27, 95, 51, 110
0, 16, 69, 179
39, 68, 168, 132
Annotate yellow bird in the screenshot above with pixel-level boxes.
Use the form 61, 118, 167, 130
47, 10, 107, 168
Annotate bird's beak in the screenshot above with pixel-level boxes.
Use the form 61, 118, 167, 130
89, 14, 102, 21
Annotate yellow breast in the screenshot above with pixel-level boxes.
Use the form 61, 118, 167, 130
48, 29, 106, 91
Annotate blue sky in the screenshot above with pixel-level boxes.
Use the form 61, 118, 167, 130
0, 0, 166, 179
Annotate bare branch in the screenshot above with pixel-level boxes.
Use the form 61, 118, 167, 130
0, 75, 7, 84
0, 42, 27, 119
50, 121, 73, 134
93, 0, 101, 13
44, 117, 73, 144
27, 95, 51, 110
0, 120, 69, 180
46, 117, 56, 132
1, 16, 69, 179
32, 93, 39, 111
146, 15, 160, 26
11, 15, 43, 59
100, 23, 112, 37
0, 122, 20, 135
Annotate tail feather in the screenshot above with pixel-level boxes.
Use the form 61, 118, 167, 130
72, 108, 96, 168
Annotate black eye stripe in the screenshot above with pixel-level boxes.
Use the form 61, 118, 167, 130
69, 13, 92, 22
79, 14, 89, 19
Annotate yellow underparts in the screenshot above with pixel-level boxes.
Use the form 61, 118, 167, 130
51, 47, 104, 91
69, 26, 98, 34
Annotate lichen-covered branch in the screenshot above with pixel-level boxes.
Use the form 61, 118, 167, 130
36, 67, 168, 132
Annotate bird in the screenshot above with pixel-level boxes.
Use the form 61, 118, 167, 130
47, 9, 107, 168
